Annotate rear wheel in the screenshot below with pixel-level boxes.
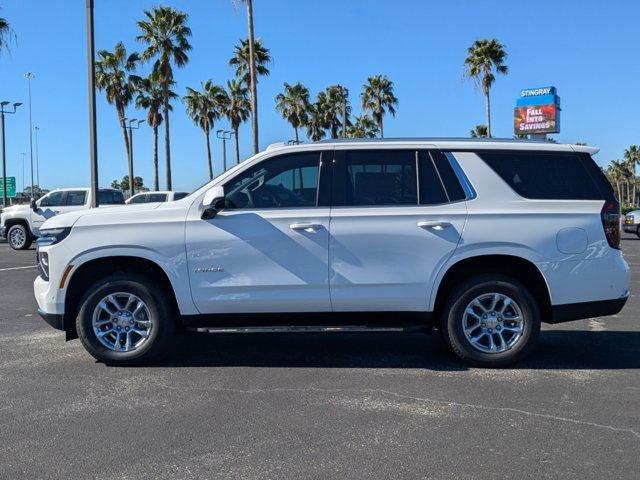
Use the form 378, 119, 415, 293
440, 275, 540, 367
76, 273, 174, 364
7, 224, 32, 250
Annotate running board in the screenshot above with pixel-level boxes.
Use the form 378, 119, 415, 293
189, 325, 408, 334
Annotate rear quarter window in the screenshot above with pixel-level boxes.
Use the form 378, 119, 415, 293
477, 151, 608, 200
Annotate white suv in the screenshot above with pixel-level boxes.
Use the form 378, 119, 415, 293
1, 187, 125, 250
33, 139, 629, 367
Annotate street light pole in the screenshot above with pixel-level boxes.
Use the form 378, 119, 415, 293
122, 118, 144, 198
86, 0, 99, 208
20, 153, 26, 192
216, 130, 232, 172
0, 101, 22, 208
34, 126, 40, 188
24, 72, 35, 198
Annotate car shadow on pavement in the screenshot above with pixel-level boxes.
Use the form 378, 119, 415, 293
126, 329, 640, 370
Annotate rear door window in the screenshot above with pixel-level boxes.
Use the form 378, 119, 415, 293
66, 190, 87, 206
334, 150, 418, 206
99, 190, 125, 205
478, 151, 606, 200
147, 193, 167, 202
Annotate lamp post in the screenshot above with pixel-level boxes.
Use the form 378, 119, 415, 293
34, 126, 40, 188
0, 101, 22, 208
122, 117, 145, 198
86, 0, 99, 207
20, 153, 26, 193
216, 130, 232, 172
24, 72, 35, 199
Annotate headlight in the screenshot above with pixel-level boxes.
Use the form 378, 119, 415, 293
36, 227, 72, 246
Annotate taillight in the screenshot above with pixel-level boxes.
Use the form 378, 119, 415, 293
601, 201, 621, 249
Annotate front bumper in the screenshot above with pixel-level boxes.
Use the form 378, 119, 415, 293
623, 223, 637, 233
37, 308, 64, 330
0, 226, 5, 238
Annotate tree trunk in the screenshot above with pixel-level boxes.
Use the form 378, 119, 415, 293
163, 81, 172, 191
118, 107, 131, 167
485, 88, 492, 138
234, 129, 240, 165
205, 127, 213, 180
246, 0, 259, 154
379, 116, 384, 138
153, 124, 159, 191
294, 126, 299, 143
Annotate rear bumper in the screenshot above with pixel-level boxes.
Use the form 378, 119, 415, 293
37, 308, 64, 330
549, 295, 629, 324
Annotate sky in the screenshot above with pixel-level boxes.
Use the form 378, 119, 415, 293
0, 0, 638, 192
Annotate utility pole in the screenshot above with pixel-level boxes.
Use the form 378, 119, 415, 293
86, 0, 99, 207
24, 72, 35, 198
0, 101, 22, 208
122, 118, 144, 198
217, 130, 232, 172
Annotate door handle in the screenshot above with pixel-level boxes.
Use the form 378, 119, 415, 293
290, 223, 323, 232
417, 221, 451, 231
52, 210, 60, 214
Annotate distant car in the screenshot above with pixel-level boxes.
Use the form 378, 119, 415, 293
623, 210, 640, 237
126, 191, 189, 204
0, 188, 125, 250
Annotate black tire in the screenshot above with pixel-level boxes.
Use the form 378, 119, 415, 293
439, 274, 540, 367
636, 226, 640, 239
7, 224, 32, 250
76, 273, 174, 365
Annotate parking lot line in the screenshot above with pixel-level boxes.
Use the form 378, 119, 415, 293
0, 265, 36, 272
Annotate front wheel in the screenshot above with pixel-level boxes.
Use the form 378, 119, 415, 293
636, 226, 640, 239
76, 273, 174, 364
7, 224, 32, 250
440, 275, 540, 367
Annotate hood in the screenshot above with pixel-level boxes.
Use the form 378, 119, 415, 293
41, 202, 163, 230
1, 204, 29, 215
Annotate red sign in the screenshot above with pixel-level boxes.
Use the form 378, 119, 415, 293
514, 104, 558, 134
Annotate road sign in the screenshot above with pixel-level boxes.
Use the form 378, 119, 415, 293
0, 177, 17, 198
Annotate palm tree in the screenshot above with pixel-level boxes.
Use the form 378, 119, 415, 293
609, 160, 632, 205
184, 80, 226, 180
463, 39, 508, 138
229, 36, 270, 154
0, 8, 15, 57
624, 145, 640, 207
222, 79, 251, 165
470, 124, 488, 138
306, 100, 328, 142
137, 6, 192, 190
135, 72, 175, 191
347, 115, 378, 138
275, 82, 310, 143
361, 75, 398, 138
95, 42, 140, 169
320, 85, 350, 138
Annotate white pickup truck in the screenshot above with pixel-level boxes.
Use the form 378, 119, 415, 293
1, 187, 125, 250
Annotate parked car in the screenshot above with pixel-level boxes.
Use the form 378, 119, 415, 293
1, 188, 124, 250
623, 210, 640, 237
33, 139, 629, 367
125, 191, 189, 204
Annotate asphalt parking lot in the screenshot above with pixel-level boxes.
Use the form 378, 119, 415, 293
0, 237, 639, 480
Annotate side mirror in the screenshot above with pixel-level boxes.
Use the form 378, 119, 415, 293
30, 199, 37, 211
201, 186, 225, 219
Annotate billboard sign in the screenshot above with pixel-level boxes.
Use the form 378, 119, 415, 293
514, 86, 560, 135
514, 104, 558, 135
0, 177, 16, 198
